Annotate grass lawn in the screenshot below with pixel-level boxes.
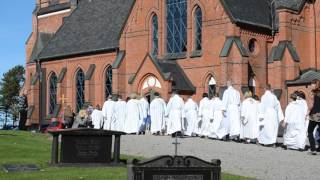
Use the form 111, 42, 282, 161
0, 130, 255, 180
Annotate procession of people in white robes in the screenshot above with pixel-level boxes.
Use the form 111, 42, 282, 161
87, 80, 320, 154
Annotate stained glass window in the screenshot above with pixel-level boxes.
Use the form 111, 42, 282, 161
152, 15, 159, 57
166, 0, 187, 54
194, 7, 202, 51
49, 72, 57, 114
105, 66, 112, 100
76, 69, 85, 112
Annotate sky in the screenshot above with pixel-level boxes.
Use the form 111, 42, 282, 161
0, 0, 34, 76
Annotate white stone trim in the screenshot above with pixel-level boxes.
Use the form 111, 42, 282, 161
37, 9, 71, 19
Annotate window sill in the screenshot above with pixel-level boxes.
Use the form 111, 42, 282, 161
163, 52, 187, 60
190, 50, 202, 58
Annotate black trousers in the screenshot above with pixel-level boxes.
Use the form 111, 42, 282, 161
307, 120, 320, 152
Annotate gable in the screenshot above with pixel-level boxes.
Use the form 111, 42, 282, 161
268, 41, 300, 63
220, 37, 249, 57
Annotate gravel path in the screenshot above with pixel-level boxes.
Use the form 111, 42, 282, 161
120, 134, 319, 180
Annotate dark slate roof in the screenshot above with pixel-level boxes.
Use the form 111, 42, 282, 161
158, 60, 196, 93
220, 0, 273, 30
37, 2, 71, 16
286, 69, 320, 86
220, 37, 249, 57
268, 41, 300, 63
129, 54, 195, 93
38, 0, 135, 61
275, 0, 306, 13
29, 33, 54, 62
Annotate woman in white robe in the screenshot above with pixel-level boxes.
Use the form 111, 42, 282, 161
258, 87, 284, 145
209, 94, 225, 138
124, 93, 143, 134
240, 91, 260, 143
91, 105, 104, 129
150, 94, 166, 134
283, 93, 307, 150
198, 93, 214, 136
184, 96, 198, 136
113, 96, 127, 132
165, 92, 185, 135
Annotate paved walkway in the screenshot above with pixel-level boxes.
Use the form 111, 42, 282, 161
120, 134, 319, 180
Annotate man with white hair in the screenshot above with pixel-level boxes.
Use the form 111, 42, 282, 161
124, 93, 143, 134
165, 91, 185, 136
102, 95, 115, 130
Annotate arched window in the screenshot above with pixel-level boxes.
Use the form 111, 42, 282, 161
194, 7, 202, 51
208, 77, 216, 98
105, 66, 112, 100
151, 15, 159, 57
166, 0, 187, 54
49, 72, 57, 114
75, 69, 85, 112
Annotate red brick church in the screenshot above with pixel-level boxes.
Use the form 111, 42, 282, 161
24, 0, 320, 128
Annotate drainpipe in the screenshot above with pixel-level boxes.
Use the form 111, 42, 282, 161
36, 59, 43, 131
312, 0, 318, 70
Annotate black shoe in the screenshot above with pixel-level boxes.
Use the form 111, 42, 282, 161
308, 151, 317, 155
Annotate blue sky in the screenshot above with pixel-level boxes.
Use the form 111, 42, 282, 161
0, 0, 34, 76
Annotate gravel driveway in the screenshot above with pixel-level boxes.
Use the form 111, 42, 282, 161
121, 134, 319, 180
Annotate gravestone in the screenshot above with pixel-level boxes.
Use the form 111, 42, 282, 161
128, 136, 221, 180
128, 156, 221, 180
48, 128, 125, 166
3, 164, 39, 173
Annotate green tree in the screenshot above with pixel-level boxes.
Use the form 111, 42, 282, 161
0, 65, 25, 128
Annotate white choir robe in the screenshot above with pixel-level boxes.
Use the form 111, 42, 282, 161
124, 99, 143, 134
296, 99, 309, 133
91, 109, 104, 129
112, 100, 127, 132
150, 97, 166, 133
258, 90, 284, 145
102, 100, 115, 130
139, 98, 150, 131
283, 101, 307, 149
184, 98, 198, 136
221, 86, 241, 137
240, 98, 260, 140
198, 97, 213, 136
165, 94, 185, 135
209, 97, 225, 138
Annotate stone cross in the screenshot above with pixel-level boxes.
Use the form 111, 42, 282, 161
59, 94, 68, 107
172, 135, 180, 156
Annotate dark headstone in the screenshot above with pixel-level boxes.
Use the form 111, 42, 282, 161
61, 135, 112, 163
3, 164, 39, 173
128, 156, 221, 180
48, 128, 125, 166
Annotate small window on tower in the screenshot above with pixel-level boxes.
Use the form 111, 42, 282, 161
248, 38, 259, 55
49, 0, 59, 5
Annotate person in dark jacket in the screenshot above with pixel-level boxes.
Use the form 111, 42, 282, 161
308, 79, 320, 155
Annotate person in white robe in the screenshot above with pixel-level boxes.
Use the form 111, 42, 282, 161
139, 96, 150, 133
102, 95, 116, 130
198, 93, 214, 137
165, 91, 185, 135
91, 105, 104, 129
240, 91, 260, 143
112, 95, 127, 132
124, 93, 143, 134
283, 92, 307, 150
295, 91, 309, 134
258, 85, 284, 146
183, 96, 198, 136
220, 80, 241, 140
150, 92, 166, 135
209, 93, 225, 139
